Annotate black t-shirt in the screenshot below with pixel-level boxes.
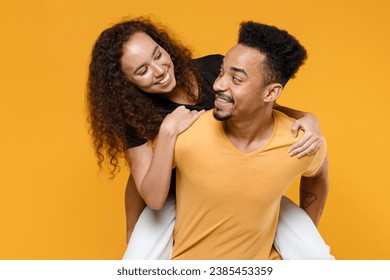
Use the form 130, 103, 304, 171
124, 54, 223, 194
125, 54, 223, 148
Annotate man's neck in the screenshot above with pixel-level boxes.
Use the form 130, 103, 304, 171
223, 109, 275, 154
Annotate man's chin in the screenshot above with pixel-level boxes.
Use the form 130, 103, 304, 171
213, 110, 232, 121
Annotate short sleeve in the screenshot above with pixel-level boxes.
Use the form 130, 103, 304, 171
124, 125, 147, 148
302, 138, 327, 177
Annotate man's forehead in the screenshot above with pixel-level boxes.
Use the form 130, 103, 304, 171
224, 44, 265, 71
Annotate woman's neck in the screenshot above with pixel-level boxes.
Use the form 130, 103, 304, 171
168, 89, 195, 105
168, 75, 199, 105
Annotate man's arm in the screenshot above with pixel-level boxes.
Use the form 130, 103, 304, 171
299, 156, 329, 226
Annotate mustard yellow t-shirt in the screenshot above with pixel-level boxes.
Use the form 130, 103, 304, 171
171, 110, 327, 259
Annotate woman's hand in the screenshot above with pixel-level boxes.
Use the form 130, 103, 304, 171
161, 106, 205, 136
289, 113, 323, 158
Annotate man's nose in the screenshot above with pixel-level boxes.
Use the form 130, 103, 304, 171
213, 76, 227, 92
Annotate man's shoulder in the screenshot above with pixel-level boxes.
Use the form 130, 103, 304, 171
190, 110, 216, 130
271, 110, 327, 177
272, 110, 299, 138
273, 109, 296, 124
176, 111, 220, 152
179, 110, 217, 138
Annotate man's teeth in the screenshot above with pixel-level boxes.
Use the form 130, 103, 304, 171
157, 72, 170, 84
216, 95, 232, 103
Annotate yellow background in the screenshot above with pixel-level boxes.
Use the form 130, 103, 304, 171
1, 0, 389, 259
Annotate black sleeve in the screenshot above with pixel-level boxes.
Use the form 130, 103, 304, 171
124, 125, 148, 148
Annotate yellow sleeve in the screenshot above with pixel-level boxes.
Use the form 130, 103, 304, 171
302, 138, 327, 177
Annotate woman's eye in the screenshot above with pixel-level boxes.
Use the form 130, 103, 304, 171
139, 67, 148, 76
155, 52, 162, 60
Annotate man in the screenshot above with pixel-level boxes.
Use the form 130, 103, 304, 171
170, 21, 329, 259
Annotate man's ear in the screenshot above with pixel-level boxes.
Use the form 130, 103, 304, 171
264, 83, 283, 102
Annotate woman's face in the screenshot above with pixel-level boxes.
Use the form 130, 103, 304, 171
121, 32, 176, 94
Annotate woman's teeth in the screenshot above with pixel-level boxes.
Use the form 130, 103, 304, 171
157, 72, 170, 84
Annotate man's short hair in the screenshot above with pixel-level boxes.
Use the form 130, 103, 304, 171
238, 21, 307, 86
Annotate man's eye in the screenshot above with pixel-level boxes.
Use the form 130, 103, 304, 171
233, 76, 241, 83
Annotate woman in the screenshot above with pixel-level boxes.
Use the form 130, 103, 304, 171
87, 17, 331, 259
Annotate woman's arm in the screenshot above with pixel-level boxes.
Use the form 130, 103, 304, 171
126, 106, 205, 210
274, 103, 323, 158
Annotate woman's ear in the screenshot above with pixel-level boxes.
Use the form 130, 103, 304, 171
264, 83, 283, 102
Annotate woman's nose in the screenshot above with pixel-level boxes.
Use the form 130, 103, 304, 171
152, 62, 165, 77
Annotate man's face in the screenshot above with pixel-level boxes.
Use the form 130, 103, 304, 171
212, 44, 269, 121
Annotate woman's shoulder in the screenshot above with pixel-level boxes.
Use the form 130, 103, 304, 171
193, 54, 224, 68
193, 54, 223, 90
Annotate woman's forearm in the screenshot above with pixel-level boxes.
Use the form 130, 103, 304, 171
274, 103, 308, 119
140, 125, 176, 210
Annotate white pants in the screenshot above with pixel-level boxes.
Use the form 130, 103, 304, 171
123, 195, 334, 260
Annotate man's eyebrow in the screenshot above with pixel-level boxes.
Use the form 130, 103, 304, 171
230, 66, 248, 77
134, 45, 159, 74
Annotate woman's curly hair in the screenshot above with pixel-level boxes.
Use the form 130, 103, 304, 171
87, 17, 202, 177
